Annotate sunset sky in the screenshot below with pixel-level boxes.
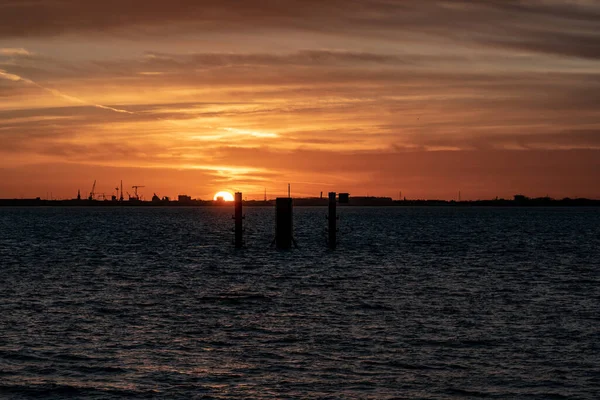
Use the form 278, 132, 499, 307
1, 0, 599, 200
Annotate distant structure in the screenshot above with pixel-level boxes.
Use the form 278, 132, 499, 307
77, 190, 81, 201
339, 193, 349, 204
131, 185, 145, 201
514, 194, 528, 205
3, 193, 600, 208
88, 180, 96, 201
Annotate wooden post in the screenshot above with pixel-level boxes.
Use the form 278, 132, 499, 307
328, 192, 337, 249
234, 192, 243, 248
275, 197, 293, 249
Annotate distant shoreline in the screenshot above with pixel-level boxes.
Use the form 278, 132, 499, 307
1, 196, 599, 207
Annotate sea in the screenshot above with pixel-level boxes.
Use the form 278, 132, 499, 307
0, 206, 599, 399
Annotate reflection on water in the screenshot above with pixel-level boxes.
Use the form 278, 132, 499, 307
0, 207, 599, 398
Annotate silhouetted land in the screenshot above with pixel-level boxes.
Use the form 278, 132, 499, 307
1, 195, 599, 207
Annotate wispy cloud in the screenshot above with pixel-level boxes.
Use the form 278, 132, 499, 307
1, 1, 599, 61
222, 127, 278, 138
0, 48, 31, 56
0, 69, 134, 114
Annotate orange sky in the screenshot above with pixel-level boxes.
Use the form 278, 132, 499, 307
1, 1, 599, 200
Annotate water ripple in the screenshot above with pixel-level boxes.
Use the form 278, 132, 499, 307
0, 207, 599, 398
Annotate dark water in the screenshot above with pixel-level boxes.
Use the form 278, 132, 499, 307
1, 207, 599, 399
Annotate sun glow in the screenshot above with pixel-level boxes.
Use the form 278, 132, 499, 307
213, 191, 234, 201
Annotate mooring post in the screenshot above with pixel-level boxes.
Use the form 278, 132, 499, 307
275, 197, 293, 249
234, 192, 244, 248
328, 192, 337, 249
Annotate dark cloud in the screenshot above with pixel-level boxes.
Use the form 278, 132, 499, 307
1, 1, 599, 60
0, 0, 360, 37
141, 50, 405, 67
487, 31, 600, 60
402, 129, 600, 151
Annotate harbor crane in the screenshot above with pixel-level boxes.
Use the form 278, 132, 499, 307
88, 180, 96, 201
131, 185, 145, 200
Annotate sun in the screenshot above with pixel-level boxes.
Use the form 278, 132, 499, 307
213, 191, 234, 201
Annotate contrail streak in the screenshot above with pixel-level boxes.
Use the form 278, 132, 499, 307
0, 69, 134, 114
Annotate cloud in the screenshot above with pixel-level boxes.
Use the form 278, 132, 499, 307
487, 30, 600, 60
0, 48, 31, 56
141, 50, 404, 67
400, 129, 600, 151
222, 128, 278, 138
0, 68, 134, 114
1, 1, 599, 60
0, 69, 22, 81
0, 1, 352, 37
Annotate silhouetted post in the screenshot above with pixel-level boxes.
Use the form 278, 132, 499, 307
234, 192, 244, 248
275, 197, 293, 249
328, 192, 337, 249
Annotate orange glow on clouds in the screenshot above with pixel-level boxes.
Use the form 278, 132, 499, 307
0, 1, 599, 200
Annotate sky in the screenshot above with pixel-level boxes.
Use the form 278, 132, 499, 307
0, 0, 599, 200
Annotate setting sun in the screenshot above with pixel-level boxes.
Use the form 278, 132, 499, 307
213, 191, 234, 201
